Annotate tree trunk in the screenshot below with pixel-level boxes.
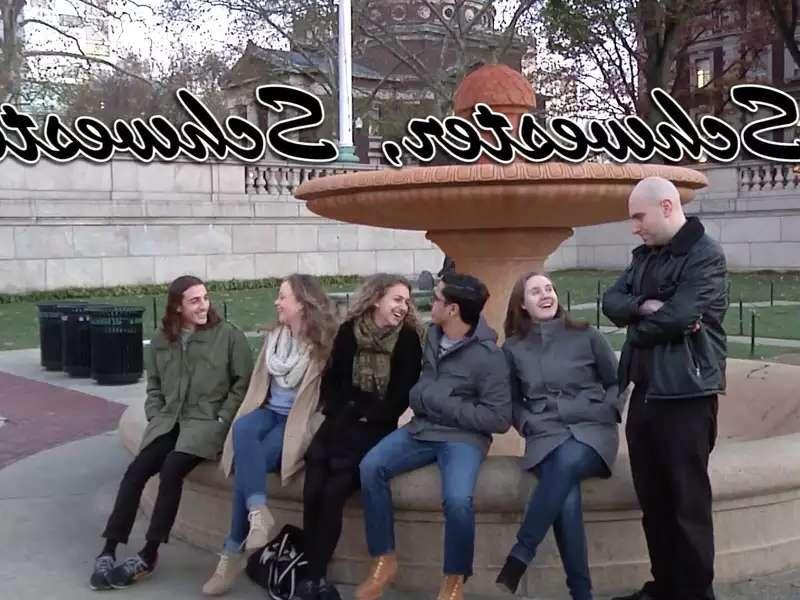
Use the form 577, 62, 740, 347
1, 1, 23, 104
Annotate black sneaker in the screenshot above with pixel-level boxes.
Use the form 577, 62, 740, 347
108, 553, 157, 588
318, 580, 342, 600
289, 578, 319, 600
89, 554, 115, 591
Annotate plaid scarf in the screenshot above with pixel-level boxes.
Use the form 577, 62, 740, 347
351, 315, 401, 399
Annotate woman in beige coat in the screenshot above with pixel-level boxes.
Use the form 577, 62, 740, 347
203, 274, 337, 596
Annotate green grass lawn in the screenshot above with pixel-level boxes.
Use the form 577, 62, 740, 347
0, 284, 357, 352
3, 270, 800, 352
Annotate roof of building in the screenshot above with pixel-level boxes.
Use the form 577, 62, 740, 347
221, 40, 393, 88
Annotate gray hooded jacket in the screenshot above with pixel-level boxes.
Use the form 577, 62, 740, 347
405, 318, 512, 454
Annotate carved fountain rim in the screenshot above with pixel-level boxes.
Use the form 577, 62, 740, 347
295, 162, 709, 199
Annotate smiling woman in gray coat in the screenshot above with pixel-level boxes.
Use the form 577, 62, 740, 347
495, 273, 624, 600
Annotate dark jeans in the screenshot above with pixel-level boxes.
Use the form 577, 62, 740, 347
359, 427, 484, 576
102, 426, 203, 545
510, 438, 607, 600
626, 386, 718, 600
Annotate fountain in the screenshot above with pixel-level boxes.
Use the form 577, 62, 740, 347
118, 64, 800, 597
293, 64, 708, 332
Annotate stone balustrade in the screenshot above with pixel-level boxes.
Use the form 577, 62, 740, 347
244, 161, 379, 195
738, 162, 800, 192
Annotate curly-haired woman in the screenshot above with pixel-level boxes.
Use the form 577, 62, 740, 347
291, 274, 423, 600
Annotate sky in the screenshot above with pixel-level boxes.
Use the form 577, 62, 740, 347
111, 2, 247, 67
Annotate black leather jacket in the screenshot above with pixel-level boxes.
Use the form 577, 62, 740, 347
602, 217, 729, 400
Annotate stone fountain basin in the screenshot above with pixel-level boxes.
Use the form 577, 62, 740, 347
119, 359, 800, 597
294, 163, 709, 230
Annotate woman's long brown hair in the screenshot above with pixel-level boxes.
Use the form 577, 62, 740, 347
262, 274, 338, 361
504, 271, 589, 339
162, 275, 222, 343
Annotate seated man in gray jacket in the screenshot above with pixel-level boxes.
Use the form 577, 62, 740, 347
355, 272, 512, 600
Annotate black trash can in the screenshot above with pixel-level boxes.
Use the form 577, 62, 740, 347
37, 301, 87, 370
89, 306, 145, 385
61, 303, 114, 377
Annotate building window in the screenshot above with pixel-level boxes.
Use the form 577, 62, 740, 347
695, 58, 711, 89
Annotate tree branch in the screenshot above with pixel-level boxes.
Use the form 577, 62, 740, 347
22, 50, 155, 86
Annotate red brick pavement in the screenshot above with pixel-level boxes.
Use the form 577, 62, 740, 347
0, 370, 125, 469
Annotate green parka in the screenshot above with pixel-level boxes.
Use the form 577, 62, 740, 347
140, 320, 254, 460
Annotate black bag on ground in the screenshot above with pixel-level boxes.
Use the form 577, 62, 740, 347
246, 524, 307, 600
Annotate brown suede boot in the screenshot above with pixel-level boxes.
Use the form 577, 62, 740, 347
354, 553, 398, 600
435, 575, 464, 600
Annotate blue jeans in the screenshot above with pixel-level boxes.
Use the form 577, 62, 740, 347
511, 438, 607, 600
224, 407, 286, 552
359, 426, 484, 576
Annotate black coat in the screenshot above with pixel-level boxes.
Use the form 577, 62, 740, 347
307, 319, 422, 470
602, 217, 729, 400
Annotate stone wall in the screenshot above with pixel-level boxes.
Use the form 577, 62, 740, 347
1, 158, 798, 294
559, 162, 800, 271
0, 158, 444, 293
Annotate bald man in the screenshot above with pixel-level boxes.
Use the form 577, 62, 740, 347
602, 177, 728, 600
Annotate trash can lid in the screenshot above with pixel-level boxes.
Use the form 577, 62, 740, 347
58, 302, 93, 315
38, 300, 89, 315
37, 300, 87, 310
87, 305, 145, 316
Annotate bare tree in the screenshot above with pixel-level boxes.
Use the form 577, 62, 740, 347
538, 0, 771, 119
357, 0, 538, 118
60, 46, 231, 123
1, 0, 157, 107
160, 0, 538, 124
760, 0, 800, 71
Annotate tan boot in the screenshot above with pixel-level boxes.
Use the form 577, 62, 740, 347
244, 505, 274, 550
202, 551, 247, 596
436, 575, 464, 600
354, 553, 398, 600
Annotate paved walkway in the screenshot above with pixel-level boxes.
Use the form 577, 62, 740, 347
1, 348, 800, 599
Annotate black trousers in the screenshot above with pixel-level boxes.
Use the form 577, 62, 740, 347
302, 421, 390, 580
302, 459, 360, 580
626, 386, 718, 600
102, 426, 203, 544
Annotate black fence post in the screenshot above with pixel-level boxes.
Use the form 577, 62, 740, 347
596, 296, 601, 329
738, 297, 743, 336
152, 297, 157, 330
770, 281, 774, 307
567, 291, 571, 312
596, 280, 601, 299
223, 301, 228, 322
750, 311, 756, 357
